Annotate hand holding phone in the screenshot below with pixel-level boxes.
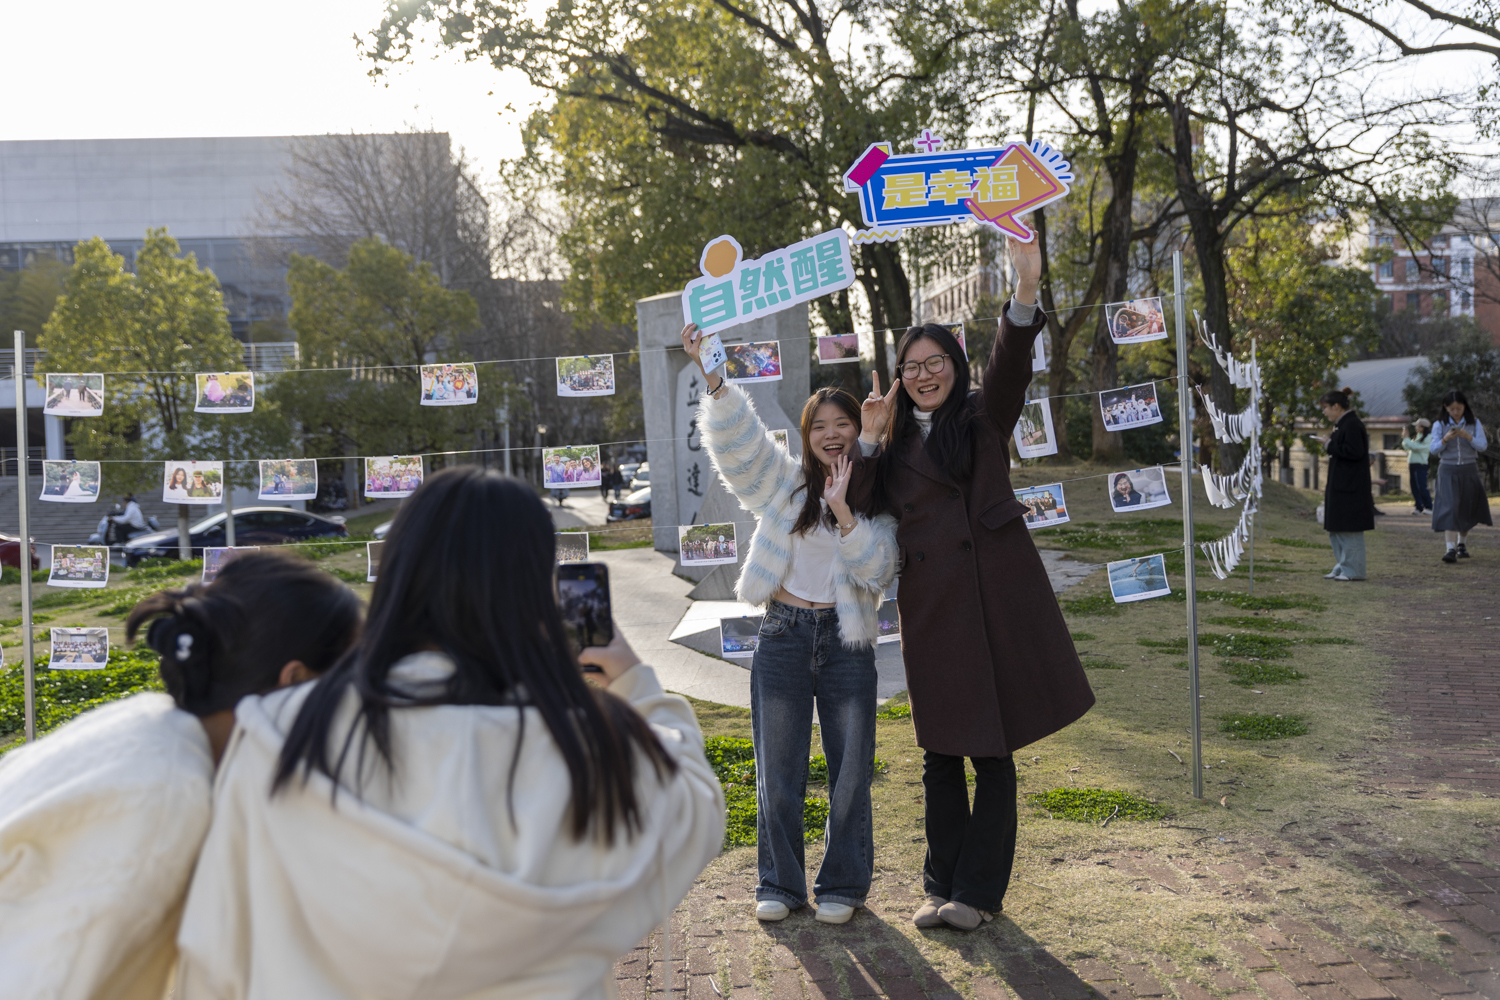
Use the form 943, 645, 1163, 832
577, 630, 640, 683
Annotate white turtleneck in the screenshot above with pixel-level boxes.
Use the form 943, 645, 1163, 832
912, 408, 934, 440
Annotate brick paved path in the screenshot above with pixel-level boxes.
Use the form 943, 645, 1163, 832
617, 514, 1500, 999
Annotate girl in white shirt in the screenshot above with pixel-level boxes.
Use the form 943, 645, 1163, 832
682, 324, 899, 926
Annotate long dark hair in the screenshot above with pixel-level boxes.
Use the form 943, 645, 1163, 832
125, 550, 362, 717
272, 466, 676, 844
1440, 389, 1476, 426
877, 324, 978, 489
791, 387, 863, 535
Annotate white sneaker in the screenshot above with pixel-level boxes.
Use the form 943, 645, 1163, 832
1323, 570, 1340, 579
1332, 574, 1353, 582
814, 902, 855, 924
755, 900, 790, 922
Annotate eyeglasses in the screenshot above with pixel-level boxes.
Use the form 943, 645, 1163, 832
898, 355, 949, 379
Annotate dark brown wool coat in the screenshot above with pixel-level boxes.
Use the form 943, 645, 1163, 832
850, 310, 1095, 758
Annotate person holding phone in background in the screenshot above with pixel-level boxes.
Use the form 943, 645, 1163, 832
1401, 418, 1432, 514
1430, 389, 1491, 562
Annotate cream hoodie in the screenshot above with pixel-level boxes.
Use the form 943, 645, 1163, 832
176, 655, 725, 1000
0, 692, 214, 1000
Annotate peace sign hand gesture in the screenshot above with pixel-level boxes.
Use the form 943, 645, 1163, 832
860, 369, 901, 444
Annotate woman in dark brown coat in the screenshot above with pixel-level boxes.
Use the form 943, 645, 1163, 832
849, 236, 1094, 931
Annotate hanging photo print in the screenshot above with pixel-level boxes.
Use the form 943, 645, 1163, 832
1099, 382, 1164, 431
542, 445, 602, 489
679, 523, 738, 566
194, 372, 255, 413
1108, 467, 1173, 513
366, 541, 383, 583
719, 616, 764, 659
420, 363, 479, 406
44, 374, 104, 417
1016, 483, 1070, 528
1014, 397, 1058, 459
50, 627, 109, 668
816, 334, 861, 364
1107, 554, 1172, 603
877, 599, 901, 644
723, 341, 783, 384
47, 545, 110, 589
556, 355, 616, 397
163, 461, 223, 505
202, 546, 260, 584
939, 323, 968, 360
556, 532, 590, 563
1105, 297, 1168, 344
365, 456, 424, 499
770, 429, 790, 450
1032, 335, 1047, 373
40, 460, 101, 503
681, 230, 856, 335
258, 459, 318, 501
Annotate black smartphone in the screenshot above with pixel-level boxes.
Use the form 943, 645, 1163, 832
557, 562, 613, 666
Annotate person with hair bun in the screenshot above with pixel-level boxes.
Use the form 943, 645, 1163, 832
0, 550, 361, 1000
1316, 387, 1374, 581
1430, 388, 1491, 562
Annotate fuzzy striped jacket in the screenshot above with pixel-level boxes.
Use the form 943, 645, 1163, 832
699, 385, 899, 648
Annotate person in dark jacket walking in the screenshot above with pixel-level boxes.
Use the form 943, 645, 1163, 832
1317, 387, 1374, 581
848, 236, 1094, 932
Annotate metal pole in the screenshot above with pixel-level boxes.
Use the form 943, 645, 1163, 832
224, 461, 236, 547
1172, 254, 1204, 800
14, 331, 36, 744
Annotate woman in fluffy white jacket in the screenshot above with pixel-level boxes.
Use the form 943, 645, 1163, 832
682, 323, 899, 926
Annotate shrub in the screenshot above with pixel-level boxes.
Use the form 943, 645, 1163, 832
1028, 788, 1167, 823
1218, 713, 1309, 740
876, 702, 912, 720
0, 647, 164, 740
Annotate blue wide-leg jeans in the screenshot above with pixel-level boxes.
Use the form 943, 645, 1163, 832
750, 600, 876, 909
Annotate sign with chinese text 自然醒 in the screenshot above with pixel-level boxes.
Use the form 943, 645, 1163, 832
681, 230, 856, 335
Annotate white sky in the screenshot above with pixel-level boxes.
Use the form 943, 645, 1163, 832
0, 0, 546, 183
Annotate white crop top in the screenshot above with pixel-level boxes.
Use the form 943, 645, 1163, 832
782, 510, 840, 604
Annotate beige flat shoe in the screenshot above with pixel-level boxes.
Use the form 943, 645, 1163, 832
913, 895, 947, 928
937, 900, 994, 931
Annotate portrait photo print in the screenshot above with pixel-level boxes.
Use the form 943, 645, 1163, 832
1016, 483, 1070, 528
723, 341, 783, 384
420, 363, 479, 406
1105, 297, 1168, 344
48, 545, 110, 589
542, 445, 602, 489
163, 461, 223, 505
203, 546, 260, 584
679, 522, 738, 566
719, 616, 764, 659
1107, 553, 1172, 603
365, 456, 423, 499
1108, 466, 1173, 512
259, 459, 318, 500
50, 627, 109, 668
1014, 397, 1058, 459
40, 460, 101, 504
194, 372, 255, 413
44, 373, 104, 417
1099, 382, 1164, 431
556, 532, 590, 563
556, 355, 616, 396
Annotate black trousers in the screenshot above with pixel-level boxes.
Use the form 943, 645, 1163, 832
922, 752, 1017, 913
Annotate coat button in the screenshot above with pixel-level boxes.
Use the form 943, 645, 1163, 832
949, 488, 960, 499
903, 502, 914, 512
962, 540, 972, 551
916, 552, 925, 561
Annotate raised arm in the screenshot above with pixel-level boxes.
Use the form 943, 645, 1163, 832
983, 236, 1046, 434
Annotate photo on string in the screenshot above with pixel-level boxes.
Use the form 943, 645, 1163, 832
1031, 335, 1047, 373
202, 546, 261, 584
876, 598, 901, 644
1013, 397, 1058, 459
258, 459, 318, 501
940, 323, 967, 360
194, 372, 255, 413
1016, 483, 1070, 528
40, 459, 101, 504
1105, 297, 1168, 345
556, 531, 590, 563
47, 545, 110, 589
50, 627, 110, 669
816, 334, 861, 365
366, 541, 383, 583
770, 429, 790, 450
1108, 466, 1173, 513
163, 460, 224, 505
1107, 553, 1172, 603
542, 445, 602, 489
679, 522, 739, 566
43, 373, 104, 417
719, 616, 764, 659
364, 456, 424, 499
419, 362, 479, 406
1099, 381, 1164, 431
556, 355, 616, 397
723, 341, 783, 384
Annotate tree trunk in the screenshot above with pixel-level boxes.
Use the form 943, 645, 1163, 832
860, 242, 912, 380
177, 505, 192, 561
1089, 148, 1139, 464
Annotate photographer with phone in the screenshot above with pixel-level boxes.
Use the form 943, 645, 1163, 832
175, 467, 725, 999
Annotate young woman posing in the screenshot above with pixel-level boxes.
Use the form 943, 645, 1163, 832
175, 468, 725, 999
849, 235, 1094, 931
681, 327, 899, 925
0, 551, 361, 1000
1431, 389, 1492, 562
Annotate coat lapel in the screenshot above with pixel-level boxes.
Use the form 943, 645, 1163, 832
896, 432, 954, 487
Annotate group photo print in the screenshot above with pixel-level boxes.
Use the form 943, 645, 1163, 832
419, 363, 479, 406
719, 616, 763, 659
1099, 382, 1164, 430
43, 373, 104, 417
48, 627, 109, 668
163, 461, 223, 505
542, 444, 602, 489
555, 531, 590, 563
877, 598, 901, 644
193, 372, 255, 413
1017, 483, 1071, 528
47, 546, 110, 589
258, 459, 318, 501
555, 355, 616, 396
365, 456, 424, 498
202, 546, 260, 584
39, 460, 101, 504
1105, 297, 1168, 344
678, 523, 739, 566
1108, 466, 1173, 512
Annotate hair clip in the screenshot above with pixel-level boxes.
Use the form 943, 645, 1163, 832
176, 633, 194, 662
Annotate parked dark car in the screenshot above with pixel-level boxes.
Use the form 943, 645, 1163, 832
0, 532, 40, 570
121, 507, 349, 566
607, 486, 651, 522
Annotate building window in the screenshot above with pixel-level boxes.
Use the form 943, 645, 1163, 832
1383, 292, 1394, 311
1377, 234, 1394, 246
1462, 233, 1473, 244
1379, 260, 1394, 279
1434, 292, 1449, 315
1463, 291, 1472, 310
1406, 291, 1421, 312
1433, 234, 1450, 248
1462, 257, 1473, 278
1383, 434, 1401, 450
1431, 255, 1447, 277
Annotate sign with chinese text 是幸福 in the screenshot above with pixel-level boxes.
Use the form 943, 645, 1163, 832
681, 230, 856, 335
